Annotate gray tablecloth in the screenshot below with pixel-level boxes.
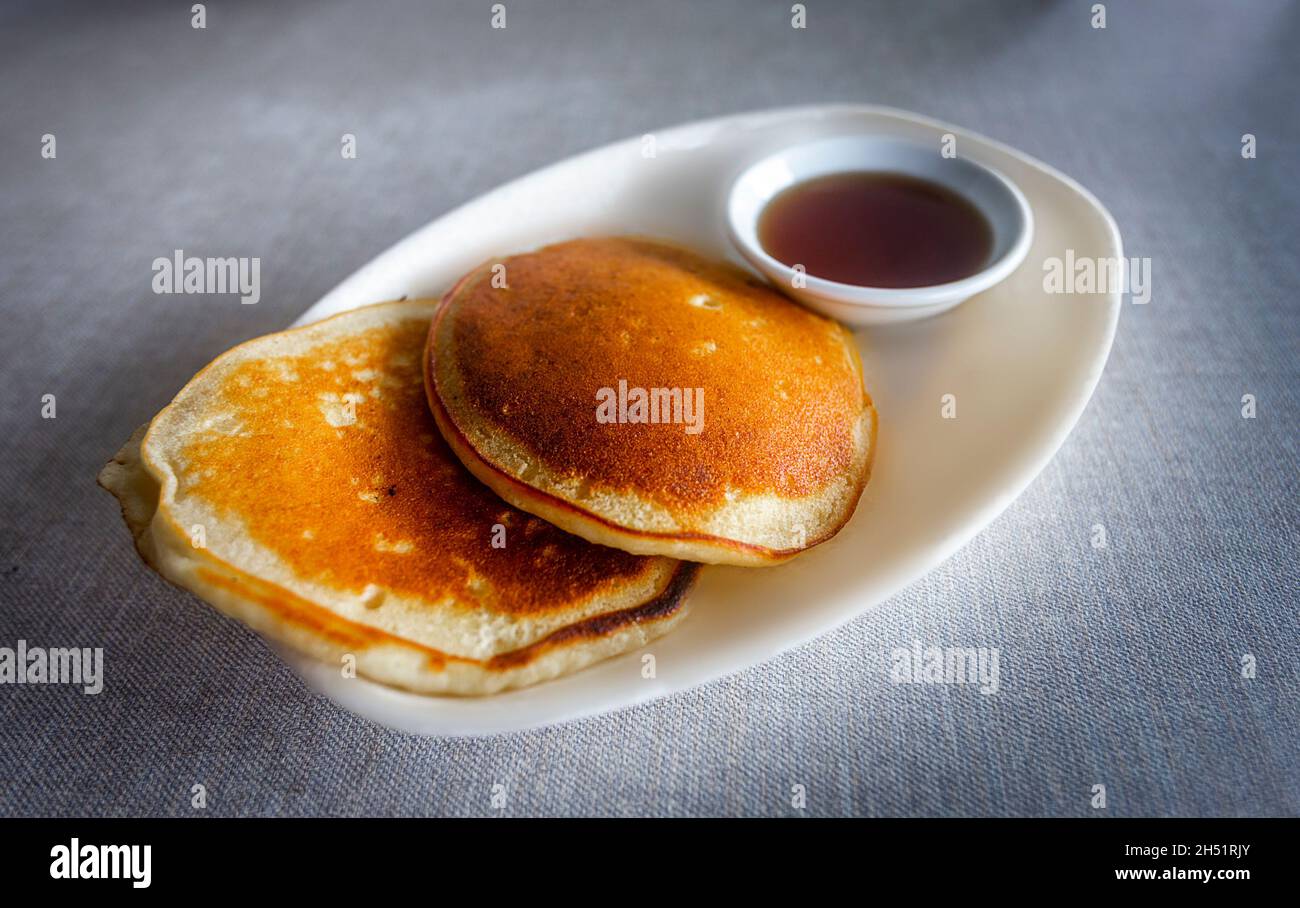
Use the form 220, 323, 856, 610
1, 0, 1296, 817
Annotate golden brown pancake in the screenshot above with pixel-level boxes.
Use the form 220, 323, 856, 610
98, 301, 696, 695
427, 237, 876, 566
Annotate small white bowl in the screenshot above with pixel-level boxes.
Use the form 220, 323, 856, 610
726, 135, 1034, 326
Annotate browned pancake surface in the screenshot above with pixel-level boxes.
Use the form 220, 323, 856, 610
441, 237, 866, 511
181, 317, 653, 617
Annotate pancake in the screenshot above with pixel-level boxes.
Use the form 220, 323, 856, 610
427, 237, 876, 566
98, 301, 696, 696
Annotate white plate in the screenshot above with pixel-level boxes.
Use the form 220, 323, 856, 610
284, 104, 1122, 736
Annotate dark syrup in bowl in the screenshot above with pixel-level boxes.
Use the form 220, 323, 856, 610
758, 171, 995, 289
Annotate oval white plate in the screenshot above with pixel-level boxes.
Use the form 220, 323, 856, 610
284, 104, 1122, 736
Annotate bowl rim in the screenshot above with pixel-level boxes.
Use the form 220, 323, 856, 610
725, 134, 1035, 308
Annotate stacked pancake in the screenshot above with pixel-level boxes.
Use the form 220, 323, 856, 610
429, 238, 876, 566
102, 238, 875, 696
